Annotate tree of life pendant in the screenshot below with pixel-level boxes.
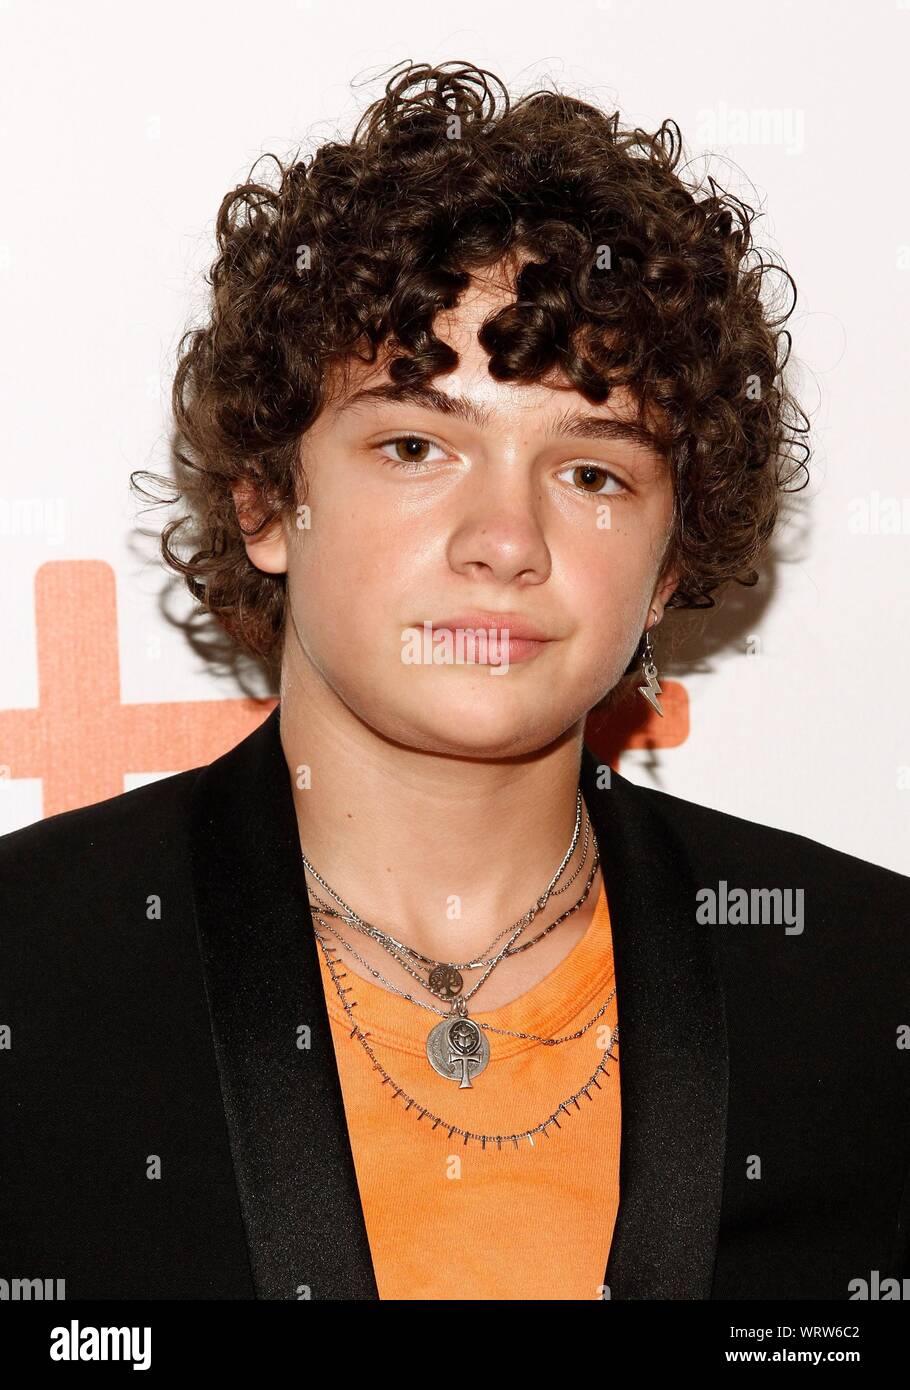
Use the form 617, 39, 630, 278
427, 963, 463, 999
426, 1007, 490, 1087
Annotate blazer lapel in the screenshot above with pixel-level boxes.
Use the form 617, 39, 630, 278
580, 745, 729, 1299
188, 702, 379, 1299
188, 703, 727, 1300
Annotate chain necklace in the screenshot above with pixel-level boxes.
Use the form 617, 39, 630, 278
541, 813, 592, 897
301, 790, 586, 1088
310, 876, 609, 1045
314, 929, 620, 1151
307, 813, 595, 970
303, 791, 585, 984
305, 843, 600, 975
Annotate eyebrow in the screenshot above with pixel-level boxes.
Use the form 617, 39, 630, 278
336, 382, 666, 455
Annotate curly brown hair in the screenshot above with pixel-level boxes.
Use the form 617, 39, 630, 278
132, 59, 809, 681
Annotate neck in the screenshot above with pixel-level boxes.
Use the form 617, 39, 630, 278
278, 647, 595, 963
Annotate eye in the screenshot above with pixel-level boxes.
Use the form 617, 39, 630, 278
556, 462, 627, 496
375, 435, 449, 470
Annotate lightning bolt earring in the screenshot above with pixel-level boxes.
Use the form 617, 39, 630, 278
637, 615, 664, 717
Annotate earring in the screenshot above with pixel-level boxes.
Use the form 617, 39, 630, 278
637, 615, 664, 717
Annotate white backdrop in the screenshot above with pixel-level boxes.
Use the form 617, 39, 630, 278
1, 0, 908, 874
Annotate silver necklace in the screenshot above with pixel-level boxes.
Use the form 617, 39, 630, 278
306, 843, 600, 974
302, 789, 586, 1088
312, 910, 614, 1043
309, 849, 602, 1043
545, 813, 592, 897
303, 790, 585, 985
314, 928, 620, 1151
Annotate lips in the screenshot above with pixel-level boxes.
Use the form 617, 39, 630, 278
426, 611, 552, 642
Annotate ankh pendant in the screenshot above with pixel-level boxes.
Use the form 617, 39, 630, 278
426, 1005, 490, 1087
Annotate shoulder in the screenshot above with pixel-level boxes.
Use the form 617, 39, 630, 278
624, 776, 910, 948
0, 765, 203, 906
631, 773, 887, 867
0, 766, 210, 1041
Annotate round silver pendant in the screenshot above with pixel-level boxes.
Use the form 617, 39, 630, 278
426, 1014, 490, 1088
427, 963, 463, 999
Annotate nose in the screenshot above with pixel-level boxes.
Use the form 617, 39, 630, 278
446, 478, 552, 586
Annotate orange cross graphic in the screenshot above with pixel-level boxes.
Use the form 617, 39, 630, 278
0, 560, 688, 821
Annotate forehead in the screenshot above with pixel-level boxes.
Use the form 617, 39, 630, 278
323, 274, 665, 442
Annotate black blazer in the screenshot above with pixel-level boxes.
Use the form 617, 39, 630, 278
2, 703, 909, 1300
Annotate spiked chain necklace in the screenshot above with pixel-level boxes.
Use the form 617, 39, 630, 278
301, 789, 619, 1148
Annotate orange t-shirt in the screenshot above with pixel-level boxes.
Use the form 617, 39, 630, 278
315, 880, 621, 1300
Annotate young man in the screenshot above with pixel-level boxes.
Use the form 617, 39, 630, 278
2, 61, 908, 1302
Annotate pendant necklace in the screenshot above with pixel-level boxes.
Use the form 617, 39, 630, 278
301, 789, 588, 1088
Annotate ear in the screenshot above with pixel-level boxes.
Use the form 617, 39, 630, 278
230, 478, 288, 575
649, 566, 680, 622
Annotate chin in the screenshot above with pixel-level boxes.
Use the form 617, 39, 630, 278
380, 683, 576, 760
